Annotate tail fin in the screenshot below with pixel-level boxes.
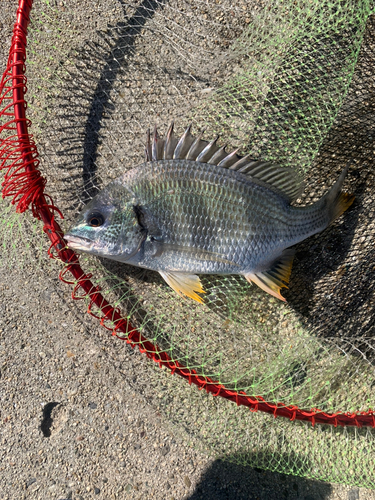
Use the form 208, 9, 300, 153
324, 162, 355, 224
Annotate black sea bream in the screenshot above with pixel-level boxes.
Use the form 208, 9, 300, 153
65, 123, 354, 303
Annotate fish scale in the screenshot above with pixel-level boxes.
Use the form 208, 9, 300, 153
65, 123, 354, 303
134, 161, 269, 270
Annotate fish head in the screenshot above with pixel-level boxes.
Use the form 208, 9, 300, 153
64, 182, 146, 261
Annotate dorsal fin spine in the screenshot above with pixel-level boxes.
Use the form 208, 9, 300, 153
146, 123, 304, 201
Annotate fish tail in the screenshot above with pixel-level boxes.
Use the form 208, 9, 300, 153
323, 162, 355, 224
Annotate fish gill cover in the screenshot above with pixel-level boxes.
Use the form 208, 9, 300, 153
1, 0, 375, 487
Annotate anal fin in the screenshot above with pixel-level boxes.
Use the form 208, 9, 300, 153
244, 249, 295, 302
159, 271, 206, 304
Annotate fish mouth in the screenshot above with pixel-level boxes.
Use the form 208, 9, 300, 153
64, 233, 95, 251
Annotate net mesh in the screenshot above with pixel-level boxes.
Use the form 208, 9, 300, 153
1, 0, 375, 487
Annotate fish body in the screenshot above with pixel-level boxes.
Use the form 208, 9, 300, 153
65, 123, 354, 302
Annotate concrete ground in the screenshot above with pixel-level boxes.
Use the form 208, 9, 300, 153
1, 1, 375, 500
0, 263, 373, 500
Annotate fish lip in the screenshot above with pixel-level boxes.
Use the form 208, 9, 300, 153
64, 233, 94, 250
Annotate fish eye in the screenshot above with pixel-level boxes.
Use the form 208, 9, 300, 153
87, 212, 105, 227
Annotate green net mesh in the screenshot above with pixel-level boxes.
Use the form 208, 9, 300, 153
2, 0, 375, 487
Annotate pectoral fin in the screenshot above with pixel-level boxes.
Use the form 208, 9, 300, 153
152, 241, 240, 267
159, 271, 206, 304
245, 249, 295, 301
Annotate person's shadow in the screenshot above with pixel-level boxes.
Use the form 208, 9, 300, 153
185, 453, 334, 500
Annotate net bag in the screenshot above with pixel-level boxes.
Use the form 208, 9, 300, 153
1, 0, 375, 487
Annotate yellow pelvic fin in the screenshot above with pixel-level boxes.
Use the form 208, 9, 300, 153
159, 271, 206, 304
245, 249, 295, 302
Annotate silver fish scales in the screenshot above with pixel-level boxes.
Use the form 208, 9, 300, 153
65, 123, 354, 303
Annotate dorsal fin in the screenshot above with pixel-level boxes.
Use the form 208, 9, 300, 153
186, 130, 207, 159
173, 124, 195, 159
145, 123, 304, 202
236, 161, 304, 201
164, 121, 178, 159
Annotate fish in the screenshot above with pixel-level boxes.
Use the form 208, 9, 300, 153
65, 123, 354, 303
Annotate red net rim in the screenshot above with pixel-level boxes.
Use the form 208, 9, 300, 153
0, 0, 373, 428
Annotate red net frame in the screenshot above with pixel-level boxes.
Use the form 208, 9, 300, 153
0, 0, 374, 428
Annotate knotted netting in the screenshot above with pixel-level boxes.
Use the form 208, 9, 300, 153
1, 0, 375, 487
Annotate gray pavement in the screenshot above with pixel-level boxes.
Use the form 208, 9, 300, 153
0, 262, 372, 500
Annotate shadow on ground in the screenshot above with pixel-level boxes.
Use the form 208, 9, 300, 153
185, 457, 335, 500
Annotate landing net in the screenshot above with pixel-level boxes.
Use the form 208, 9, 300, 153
1, 0, 375, 487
